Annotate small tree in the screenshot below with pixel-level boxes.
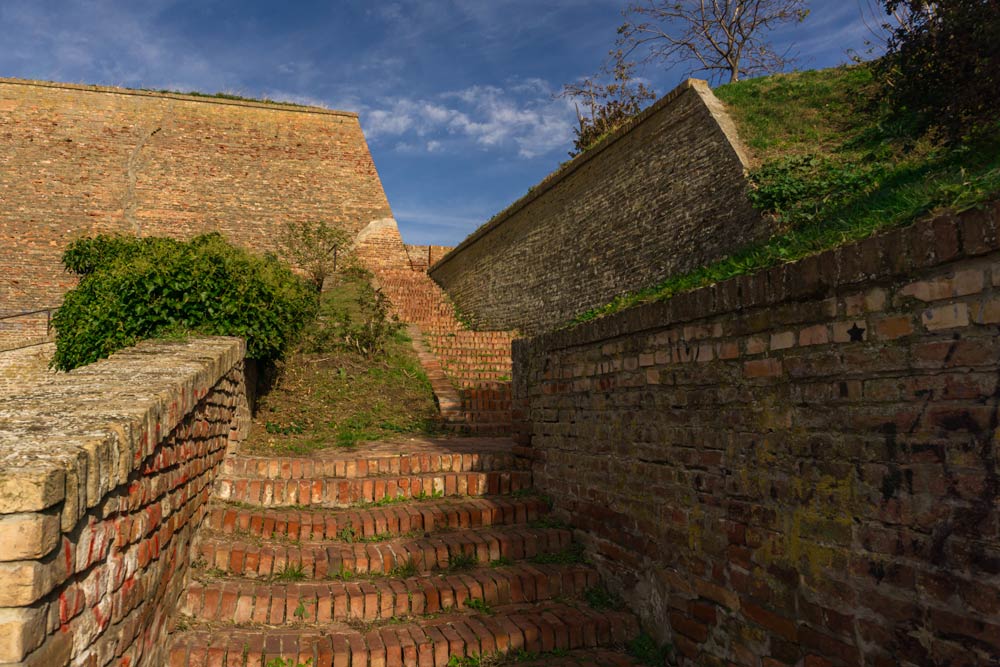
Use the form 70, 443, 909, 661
277, 220, 351, 292
617, 0, 810, 84
560, 55, 657, 155
875, 0, 1000, 141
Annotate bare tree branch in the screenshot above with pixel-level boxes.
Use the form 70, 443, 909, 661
559, 53, 657, 156
618, 0, 810, 84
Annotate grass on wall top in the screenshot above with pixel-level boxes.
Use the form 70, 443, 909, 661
570, 65, 1000, 326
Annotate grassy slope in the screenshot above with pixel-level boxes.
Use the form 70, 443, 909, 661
241, 277, 440, 455
572, 65, 1000, 325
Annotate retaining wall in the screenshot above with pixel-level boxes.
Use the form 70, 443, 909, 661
513, 205, 1000, 666
430, 79, 768, 336
0, 337, 247, 667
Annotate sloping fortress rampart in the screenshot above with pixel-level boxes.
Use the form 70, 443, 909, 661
429, 79, 770, 336
0, 78, 407, 330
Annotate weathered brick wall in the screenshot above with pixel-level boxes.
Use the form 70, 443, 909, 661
0, 337, 247, 667
0, 78, 398, 324
514, 205, 1000, 666
430, 79, 769, 336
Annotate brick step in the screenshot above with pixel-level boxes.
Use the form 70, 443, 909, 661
167, 601, 640, 667
221, 448, 517, 480
204, 496, 551, 542
445, 423, 512, 436
434, 350, 510, 358
516, 649, 646, 667
193, 526, 574, 578
455, 411, 512, 424
215, 470, 532, 507
181, 562, 600, 624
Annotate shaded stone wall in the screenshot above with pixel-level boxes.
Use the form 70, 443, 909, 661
0, 337, 247, 667
430, 79, 768, 336
0, 78, 399, 326
513, 205, 1000, 666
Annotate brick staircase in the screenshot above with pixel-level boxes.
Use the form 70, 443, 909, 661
166, 438, 644, 666
375, 269, 514, 436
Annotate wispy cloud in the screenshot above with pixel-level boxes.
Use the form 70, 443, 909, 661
364, 80, 575, 159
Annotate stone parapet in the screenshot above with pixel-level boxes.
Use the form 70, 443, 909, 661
0, 337, 247, 667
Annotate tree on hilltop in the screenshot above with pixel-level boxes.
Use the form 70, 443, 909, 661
616, 0, 810, 84
561, 0, 809, 155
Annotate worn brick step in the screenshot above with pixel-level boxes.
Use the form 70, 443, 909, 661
194, 526, 573, 578
214, 470, 532, 507
167, 602, 639, 667
204, 496, 550, 542
181, 562, 600, 624
455, 412, 512, 424
221, 449, 516, 480
516, 649, 646, 667
445, 424, 512, 437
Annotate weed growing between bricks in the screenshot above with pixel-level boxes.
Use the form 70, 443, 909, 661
627, 633, 674, 666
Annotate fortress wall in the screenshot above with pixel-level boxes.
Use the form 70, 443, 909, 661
513, 206, 1000, 666
0, 337, 247, 667
430, 79, 769, 336
0, 78, 398, 326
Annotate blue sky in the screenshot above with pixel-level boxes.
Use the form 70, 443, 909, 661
0, 1, 875, 246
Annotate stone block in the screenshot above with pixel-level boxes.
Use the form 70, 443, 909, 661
0, 513, 61, 562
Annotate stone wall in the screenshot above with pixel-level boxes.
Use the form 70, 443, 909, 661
0, 78, 399, 326
0, 337, 247, 667
430, 79, 768, 336
513, 205, 1000, 666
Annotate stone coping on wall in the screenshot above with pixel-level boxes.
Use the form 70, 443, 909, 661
0, 337, 245, 534
431, 78, 750, 273
0, 77, 357, 118
518, 202, 1000, 356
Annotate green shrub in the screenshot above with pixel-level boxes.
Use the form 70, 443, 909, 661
51, 233, 317, 370
876, 0, 1000, 142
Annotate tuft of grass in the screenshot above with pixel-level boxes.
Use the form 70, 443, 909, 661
364, 488, 444, 508
627, 633, 672, 667
329, 565, 354, 581
530, 543, 586, 565
464, 598, 493, 614
570, 65, 1000, 327
265, 658, 314, 667
273, 564, 307, 581
448, 551, 478, 571
584, 586, 622, 610
489, 556, 513, 568
529, 516, 568, 530
388, 559, 419, 578
338, 525, 418, 543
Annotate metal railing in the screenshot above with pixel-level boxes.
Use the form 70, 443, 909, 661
0, 307, 58, 353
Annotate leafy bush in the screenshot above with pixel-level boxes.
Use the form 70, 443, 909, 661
51, 233, 317, 370
876, 0, 1000, 141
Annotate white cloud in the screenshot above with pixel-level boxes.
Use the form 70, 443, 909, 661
362, 79, 575, 159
